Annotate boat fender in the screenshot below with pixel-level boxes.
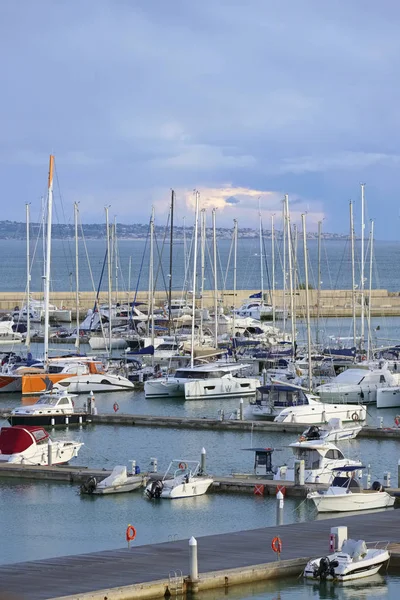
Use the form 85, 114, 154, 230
126, 525, 136, 542
395, 415, 400, 427
271, 536, 282, 553
351, 412, 360, 421
113, 402, 119, 413
371, 481, 384, 492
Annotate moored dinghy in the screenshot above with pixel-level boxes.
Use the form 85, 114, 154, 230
80, 465, 145, 495
145, 459, 213, 499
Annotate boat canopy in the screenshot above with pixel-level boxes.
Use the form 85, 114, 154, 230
331, 465, 366, 471
0, 426, 49, 454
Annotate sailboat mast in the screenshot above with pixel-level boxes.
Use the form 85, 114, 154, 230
282, 199, 287, 334
44, 155, 54, 367
360, 183, 366, 351
168, 190, 175, 334
149, 207, 155, 351
105, 206, 112, 355
350, 201, 357, 348
199, 209, 206, 343
285, 195, 295, 355
367, 220, 374, 360
190, 192, 200, 369
26, 203, 31, 352
316, 220, 322, 346
74, 202, 80, 350
114, 216, 118, 305
302, 213, 312, 392
258, 200, 264, 300
233, 219, 238, 339
271, 214, 275, 329
212, 208, 218, 348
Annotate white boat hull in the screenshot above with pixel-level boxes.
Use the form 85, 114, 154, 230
93, 478, 143, 494
0, 441, 82, 466
184, 377, 259, 400
89, 337, 128, 350
377, 387, 400, 408
304, 549, 390, 581
54, 374, 134, 393
309, 490, 395, 512
144, 379, 185, 398
268, 404, 366, 425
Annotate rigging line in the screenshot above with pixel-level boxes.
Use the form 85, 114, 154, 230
261, 225, 272, 300
53, 162, 74, 285
131, 221, 150, 320
152, 214, 170, 294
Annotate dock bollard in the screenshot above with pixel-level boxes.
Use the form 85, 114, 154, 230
50, 418, 55, 427
189, 536, 199, 593
276, 489, 284, 526
150, 457, 158, 473
200, 448, 206, 474
384, 471, 391, 487
262, 368, 267, 385
366, 464, 371, 489
47, 438, 53, 466
378, 416, 383, 429
239, 398, 244, 420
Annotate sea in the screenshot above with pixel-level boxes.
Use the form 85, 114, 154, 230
1, 237, 400, 599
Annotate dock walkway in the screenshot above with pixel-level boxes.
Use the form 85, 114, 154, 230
0, 510, 399, 599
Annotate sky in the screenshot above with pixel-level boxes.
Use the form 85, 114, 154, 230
0, 1, 400, 238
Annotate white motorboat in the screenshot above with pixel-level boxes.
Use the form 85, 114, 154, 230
144, 363, 259, 400
53, 369, 135, 393
88, 335, 128, 350
13, 299, 71, 323
274, 440, 360, 484
0, 317, 23, 346
376, 386, 400, 408
233, 298, 287, 321
145, 460, 213, 499
307, 466, 395, 512
80, 465, 145, 495
248, 382, 366, 424
299, 418, 362, 443
0, 425, 83, 465
304, 539, 390, 581
316, 362, 400, 404
9, 390, 89, 426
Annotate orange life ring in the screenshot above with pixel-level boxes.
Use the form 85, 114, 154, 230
113, 402, 119, 413
395, 415, 400, 427
178, 462, 187, 470
126, 525, 136, 542
271, 536, 282, 553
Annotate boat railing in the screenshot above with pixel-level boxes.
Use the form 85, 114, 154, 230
365, 540, 391, 550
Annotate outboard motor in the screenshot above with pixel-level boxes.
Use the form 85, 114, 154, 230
313, 556, 338, 580
80, 477, 97, 495
371, 481, 384, 492
147, 479, 164, 499
305, 425, 320, 441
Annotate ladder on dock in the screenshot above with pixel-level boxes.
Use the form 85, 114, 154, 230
168, 570, 184, 596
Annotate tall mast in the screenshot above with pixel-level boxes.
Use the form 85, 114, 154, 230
148, 207, 155, 350
74, 202, 80, 350
259, 199, 263, 300
232, 219, 238, 339
105, 206, 112, 355
271, 214, 275, 329
316, 220, 322, 346
302, 213, 312, 392
350, 201, 357, 348
212, 208, 218, 348
168, 190, 175, 334
183, 216, 187, 299
285, 195, 295, 355
360, 183, 366, 351
127, 256, 132, 310
190, 192, 200, 369
44, 155, 54, 367
282, 199, 287, 334
25, 203, 31, 352
199, 209, 206, 343
367, 220, 374, 360
114, 216, 118, 305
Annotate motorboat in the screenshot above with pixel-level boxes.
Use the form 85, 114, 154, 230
0, 317, 23, 346
233, 298, 287, 321
274, 440, 360, 484
13, 299, 71, 323
9, 390, 90, 426
307, 466, 395, 512
80, 465, 145, 495
145, 460, 214, 499
248, 382, 366, 424
304, 539, 390, 581
52, 368, 135, 393
376, 386, 400, 408
299, 418, 362, 443
316, 362, 400, 404
144, 363, 259, 400
0, 425, 83, 465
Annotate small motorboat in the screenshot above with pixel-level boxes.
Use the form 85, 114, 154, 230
0, 425, 83, 465
145, 460, 214, 499
9, 390, 91, 426
304, 539, 390, 581
307, 466, 395, 512
80, 465, 145, 495
299, 418, 362, 443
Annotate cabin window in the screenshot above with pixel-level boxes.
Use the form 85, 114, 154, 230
325, 449, 343, 460
58, 398, 70, 405
380, 375, 386, 383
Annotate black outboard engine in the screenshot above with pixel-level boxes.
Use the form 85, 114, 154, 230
305, 425, 320, 441
371, 481, 384, 492
147, 479, 164, 499
313, 557, 339, 580
80, 476, 97, 495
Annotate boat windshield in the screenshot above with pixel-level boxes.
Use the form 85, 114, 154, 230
331, 475, 361, 491
292, 448, 321, 469
36, 396, 59, 406
174, 370, 226, 380
257, 387, 308, 407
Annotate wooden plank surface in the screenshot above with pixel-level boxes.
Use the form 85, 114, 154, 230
0, 509, 399, 599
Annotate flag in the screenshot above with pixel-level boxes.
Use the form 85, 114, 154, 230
249, 291, 262, 299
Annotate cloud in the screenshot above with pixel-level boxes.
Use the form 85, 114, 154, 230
225, 196, 240, 205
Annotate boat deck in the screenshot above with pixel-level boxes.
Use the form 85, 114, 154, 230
0, 509, 400, 599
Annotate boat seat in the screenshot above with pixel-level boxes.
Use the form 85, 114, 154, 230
341, 539, 367, 561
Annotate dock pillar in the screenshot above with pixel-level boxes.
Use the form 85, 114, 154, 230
150, 458, 158, 473
200, 448, 206, 474
262, 368, 267, 385
276, 489, 284, 525
239, 398, 244, 420
47, 439, 53, 466
294, 460, 305, 485
378, 416, 383, 429
189, 536, 199, 593
384, 471, 391, 487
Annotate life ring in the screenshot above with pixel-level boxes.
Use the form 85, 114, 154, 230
178, 462, 187, 470
351, 412, 360, 422
126, 525, 136, 542
271, 536, 282, 553
113, 402, 120, 413
395, 415, 400, 427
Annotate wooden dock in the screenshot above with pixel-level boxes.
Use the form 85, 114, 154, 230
0, 510, 400, 600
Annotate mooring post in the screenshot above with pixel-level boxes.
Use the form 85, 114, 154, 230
276, 489, 284, 525
239, 398, 244, 420
262, 367, 267, 385
200, 447, 206, 474
189, 536, 199, 593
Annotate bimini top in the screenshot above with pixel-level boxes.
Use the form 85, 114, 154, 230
0, 426, 49, 454
331, 465, 366, 472
242, 447, 274, 453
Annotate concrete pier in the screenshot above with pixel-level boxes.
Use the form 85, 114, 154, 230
0, 510, 399, 600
